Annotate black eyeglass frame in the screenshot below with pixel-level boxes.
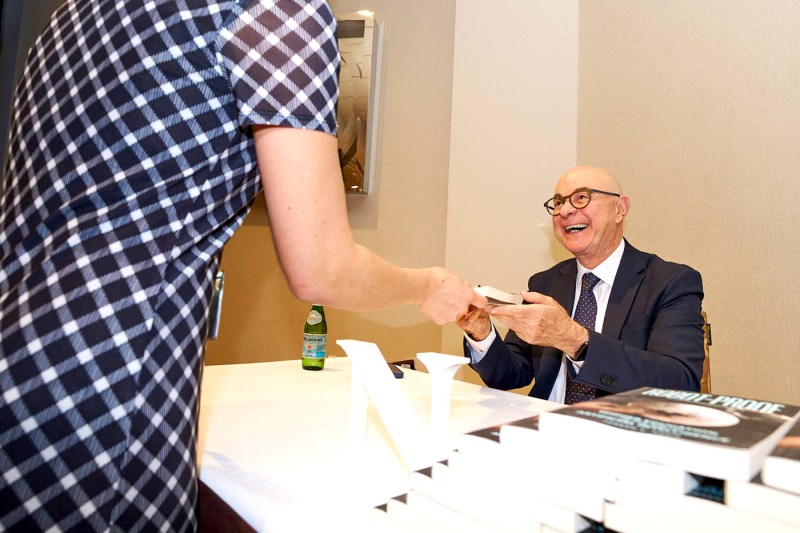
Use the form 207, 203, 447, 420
543, 187, 621, 216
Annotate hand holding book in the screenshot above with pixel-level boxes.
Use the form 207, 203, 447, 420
486, 291, 589, 356
461, 286, 524, 341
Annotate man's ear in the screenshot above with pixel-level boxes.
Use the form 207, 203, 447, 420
616, 195, 630, 222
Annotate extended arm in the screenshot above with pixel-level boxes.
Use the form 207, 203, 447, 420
254, 126, 486, 324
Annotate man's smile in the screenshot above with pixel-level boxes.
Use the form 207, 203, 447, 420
565, 223, 588, 234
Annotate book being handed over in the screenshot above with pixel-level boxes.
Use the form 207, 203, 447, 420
538, 387, 800, 482
473, 285, 523, 306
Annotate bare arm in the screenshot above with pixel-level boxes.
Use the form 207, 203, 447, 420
253, 125, 486, 324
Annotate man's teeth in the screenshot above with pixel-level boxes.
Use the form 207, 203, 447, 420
566, 224, 587, 233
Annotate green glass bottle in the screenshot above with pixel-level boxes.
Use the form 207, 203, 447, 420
301, 304, 327, 370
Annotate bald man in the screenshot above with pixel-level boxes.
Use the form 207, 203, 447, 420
458, 166, 705, 404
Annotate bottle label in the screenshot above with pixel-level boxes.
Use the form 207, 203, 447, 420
306, 310, 323, 326
302, 333, 327, 359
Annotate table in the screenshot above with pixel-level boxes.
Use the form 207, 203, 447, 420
197, 356, 553, 532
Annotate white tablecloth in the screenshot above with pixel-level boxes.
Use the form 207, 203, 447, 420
197, 357, 552, 532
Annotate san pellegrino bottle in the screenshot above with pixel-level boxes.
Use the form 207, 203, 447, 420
301, 304, 327, 370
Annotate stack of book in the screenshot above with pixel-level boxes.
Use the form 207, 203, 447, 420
370, 387, 800, 532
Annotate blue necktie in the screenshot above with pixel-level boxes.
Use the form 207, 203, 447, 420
564, 272, 601, 405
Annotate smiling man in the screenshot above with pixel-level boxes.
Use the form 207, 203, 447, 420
457, 165, 705, 404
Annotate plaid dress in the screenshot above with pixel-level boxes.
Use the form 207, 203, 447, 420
0, 0, 338, 531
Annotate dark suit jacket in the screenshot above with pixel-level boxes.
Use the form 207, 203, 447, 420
466, 240, 704, 399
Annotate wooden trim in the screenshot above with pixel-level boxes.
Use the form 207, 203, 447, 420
198, 479, 257, 533
701, 311, 712, 393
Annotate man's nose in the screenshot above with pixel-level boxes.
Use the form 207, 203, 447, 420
559, 199, 577, 216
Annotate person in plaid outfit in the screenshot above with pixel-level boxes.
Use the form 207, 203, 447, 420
0, 1, 486, 530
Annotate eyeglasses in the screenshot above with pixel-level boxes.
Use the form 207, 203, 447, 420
543, 187, 621, 216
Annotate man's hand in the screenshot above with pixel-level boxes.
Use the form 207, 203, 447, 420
456, 304, 493, 341
419, 267, 488, 325
487, 292, 588, 356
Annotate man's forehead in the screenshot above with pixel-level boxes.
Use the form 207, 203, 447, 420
555, 177, 601, 194
555, 168, 615, 193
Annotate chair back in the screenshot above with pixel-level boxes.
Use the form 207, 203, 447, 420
701, 311, 712, 393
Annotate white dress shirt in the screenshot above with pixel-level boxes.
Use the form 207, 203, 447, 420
466, 240, 626, 403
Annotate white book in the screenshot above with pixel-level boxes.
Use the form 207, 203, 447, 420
439, 453, 596, 532
462, 452, 608, 522
540, 527, 569, 533
474, 285, 524, 305
453, 422, 505, 458
539, 387, 800, 481
445, 450, 514, 488
499, 414, 617, 513
498, 414, 543, 450
761, 416, 800, 495
611, 458, 700, 503
371, 506, 419, 533
451, 423, 513, 478
534, 466, 610, 522
725, 474, 800, 528
604, 491, 800, 533
534, 501, 592, 533
451, 417, 600, 515
385, 495, 459, 532
409, 462, 542, 533
404, 490, 507, 533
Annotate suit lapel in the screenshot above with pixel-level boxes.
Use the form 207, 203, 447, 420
602, 240, 648, 339
551, 260, 578, 311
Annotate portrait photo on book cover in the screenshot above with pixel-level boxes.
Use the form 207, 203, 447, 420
775, 434, 800, 451
570, 393, 795, 444
575, 399, 739, 427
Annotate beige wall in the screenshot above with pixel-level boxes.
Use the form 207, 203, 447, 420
443, 0, 579, 385
577, 0, 800, 404
209, 0, 800, 405
205, 0, 458, 365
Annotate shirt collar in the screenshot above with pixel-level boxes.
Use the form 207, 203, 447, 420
576, 239, 625, 288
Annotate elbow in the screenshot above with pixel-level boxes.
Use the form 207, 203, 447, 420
286, 277, 326, 304
284, 268, 339, 305
279, 244, 356, 305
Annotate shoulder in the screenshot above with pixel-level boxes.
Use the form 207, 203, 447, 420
528, 258, 576, 289
624, 242, 703, 288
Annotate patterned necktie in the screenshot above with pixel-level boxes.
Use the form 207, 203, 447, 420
564, 272, 601, 405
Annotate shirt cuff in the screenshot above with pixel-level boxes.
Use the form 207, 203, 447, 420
565, 353, 585, 371
464, 324, 497, 364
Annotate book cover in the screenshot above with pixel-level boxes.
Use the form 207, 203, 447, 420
761, 416, 800, 495
474, 285, 524, 305
539, 387, 800, 481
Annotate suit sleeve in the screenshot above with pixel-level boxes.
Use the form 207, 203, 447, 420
578, 265, 705, 393
464, 324, 540, 391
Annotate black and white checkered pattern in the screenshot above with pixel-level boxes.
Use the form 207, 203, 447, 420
0, 1, 338, 531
